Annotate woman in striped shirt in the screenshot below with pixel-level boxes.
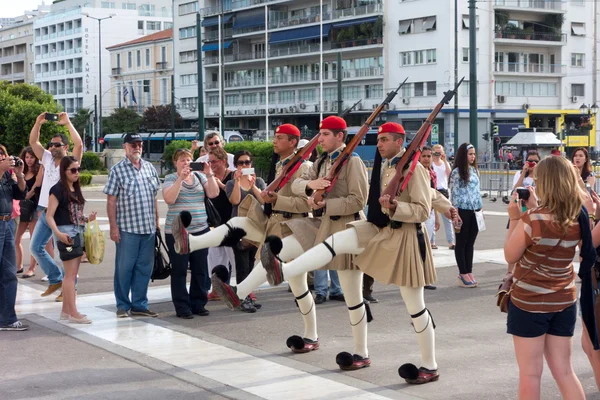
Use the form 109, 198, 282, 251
504, 155, 585, 400
163, 149, 219, 319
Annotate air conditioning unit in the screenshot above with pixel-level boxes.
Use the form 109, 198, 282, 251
389, 103, 397, 110
402, 98, 410, 105
372, 103, 379, 110
268, 108, 275, 113
299, 102, 306, 110
189, 105, 196, 112
571, 96, 579, 103
279, 108, 284, 113
497, 95, 506, 103
314, 104, 319, 112
253, 109, 258, 114
226, 110, 232, 115
522, 103, 529, 110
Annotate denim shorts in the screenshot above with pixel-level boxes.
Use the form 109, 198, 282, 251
56, 224, 83, 245
507, 300, 577, 338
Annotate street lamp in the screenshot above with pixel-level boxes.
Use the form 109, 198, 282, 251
579, 102, 599, 155
83, 13, 117, 152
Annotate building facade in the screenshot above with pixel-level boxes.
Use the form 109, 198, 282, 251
107, 28, 173, 113
33, 0, 173, 115
173, 0, 599, 152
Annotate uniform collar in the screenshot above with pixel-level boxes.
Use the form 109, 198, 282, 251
277, 152, 295, 168
329, 144, 346, 163
383, 149, 405, 168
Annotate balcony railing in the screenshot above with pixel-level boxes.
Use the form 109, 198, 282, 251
112, 67, 122, 75
74, 67, 82, 73
494, 29, 566, 43
156, 61, 168, 70
270, 43, 332, 58
331, 37, 382, 49
494, 62, 564, 74
494, 0, 563, 11
332, 3, 382, 19
269, 72, 319, 85
269, 13, 328, 30
205, 29, 233, 41
342, 67, 383, 79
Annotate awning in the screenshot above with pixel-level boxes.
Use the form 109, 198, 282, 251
233, 9, 265, 30
202, 41, 233, 51
202, 14, 233, 27
571, 23, 586, 36
332, 16, 378, 29
269, 24, 331, 44
423, 16, 436, 31
399, 19, 411, 34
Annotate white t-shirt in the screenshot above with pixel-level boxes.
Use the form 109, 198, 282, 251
196, 152, 236, 172
512, 170, 534, 189
38, 150, 61, 208
432, 160, 449, 190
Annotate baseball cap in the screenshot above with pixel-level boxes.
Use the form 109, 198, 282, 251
124, 133, 143, 144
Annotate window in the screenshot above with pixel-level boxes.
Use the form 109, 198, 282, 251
180, 74, 198, 86
571, 53, 584, 67
365, 84, 383, 99
426, 49, 436, 64
147, 21, 161, 31
136, 50, 141, 67
572, 84, 585, 97
242, 93, 257, 105
298, 89, 316, 102
116, 53, 121, 67
143, 79, 151, 105
401, 51, 412, 66
137, 21, 144, 30
179, 26, 196, 39
571, 22, 586, 36
278, 90, 295, 103
495, 81, 557, 97
398, 16, 436, 35
324, 88, 337, 101
160, 78, 168, 104
401, 49, 436, 66
399, 19, 412, 34
342, 86, 361, 99
209, 96, 219, 106
414, 82, 424, 97
101, 2, 115, 8
180, 50, 197, 63
462, 15, 479, 29
225, 95, 239, 105
414, 50, 425, 65
127, 51, 132, 68
122, 2, 136, 10
145, 49, 150, 66
422, 16, 436, 32
164, 22, 173, 29
139, 4, 155, 16
179, 1, 199, 15
462, 48, 479, 63
426, 81, 436, 96
402, 83, 413, 98
461, 80, 478, 96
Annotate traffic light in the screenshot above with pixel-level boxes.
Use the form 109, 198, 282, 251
482, 133, 490, 141
492, 123, 499, 136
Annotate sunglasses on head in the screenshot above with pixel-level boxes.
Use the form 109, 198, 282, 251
237, 160, 252, 166
49, 142, 64, 148
68, 167, 81, 174
207, 140, 220, 146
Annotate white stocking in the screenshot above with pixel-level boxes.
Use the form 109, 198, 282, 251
288, 273, 318, 341
281, 228, 365, 280
399, 286, 437, 370
236, 235, 304, 299
188, 217, 263, 253
338, 270, 368, 358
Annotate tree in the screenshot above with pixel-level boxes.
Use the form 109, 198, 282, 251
71, 108, 93, 149
102, 108, 142, 134
142, 105, 183, 130
0, 83, 64, 155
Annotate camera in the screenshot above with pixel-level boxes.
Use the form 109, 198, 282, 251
10, 156, 23, 168
45, 113, 59, 121
190, 162, 205, 171
516, 187, 530, 201
242, 168, 255, 176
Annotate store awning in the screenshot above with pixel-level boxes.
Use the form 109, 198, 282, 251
201, 41, 233, 51
233, 9, 265, 29
202, 14, 233, 27
332, 16, 378, 29
269, 24, 331, 44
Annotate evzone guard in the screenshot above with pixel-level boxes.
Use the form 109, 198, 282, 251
258, 122, 457, 384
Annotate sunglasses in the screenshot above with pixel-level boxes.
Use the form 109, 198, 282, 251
49, 142, 64, 148
207, 141, 220, 146
432, 152, 441, 156
68, 167, 81, 174
208, 159, 221, 164
237, 160, 252, 166
526, 159, 538, 163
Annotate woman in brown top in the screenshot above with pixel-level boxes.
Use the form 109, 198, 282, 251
504, 156, 585, 400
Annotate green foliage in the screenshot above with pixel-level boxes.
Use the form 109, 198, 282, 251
81, 152, 104, 171
0, 83, 65, 155
79, 172, 93, 186
373, 16, 383, 37
141, 105, 183, 130
102, 108, 142, 135
71, 108, 92, 138
163, 140, 192, 170
225, 141, 274, 178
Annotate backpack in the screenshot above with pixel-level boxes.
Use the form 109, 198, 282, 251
151, 231, 172, 281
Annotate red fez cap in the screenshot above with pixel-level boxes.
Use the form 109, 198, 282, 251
275, 124, 300, 137
319, 116, 347, 131
378, 122, 405, 135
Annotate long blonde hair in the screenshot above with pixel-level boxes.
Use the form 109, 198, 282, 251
534, 156, 585, 229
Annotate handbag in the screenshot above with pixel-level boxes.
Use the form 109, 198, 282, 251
475, 210, 486, 232
496, 232, 566, 313
19, 199, 36, 223
57, 232, 84, 261
151, 231, 172, 281
194, 172, 222, 228
592, 264, 600, 335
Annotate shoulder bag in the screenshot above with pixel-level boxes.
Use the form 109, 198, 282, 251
194, 172, 222, 228
151, 231, 172, 281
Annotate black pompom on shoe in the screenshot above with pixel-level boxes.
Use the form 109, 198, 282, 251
265, 235, 283, 255
286, 335, 320, 353
219, 227, 247, 247
286, 335, 305, 350
180, 211, 192, 228
336, 352, 354, 368
399, 363, 419, 380
211, 265, 230, 283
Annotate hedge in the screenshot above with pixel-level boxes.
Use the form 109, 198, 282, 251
79, 172, 92, 186
225, 142, 274, 179
163, 140, 192, 170
81, 152, 104, 171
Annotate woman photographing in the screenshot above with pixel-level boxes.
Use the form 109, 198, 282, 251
572, 147, 595, 189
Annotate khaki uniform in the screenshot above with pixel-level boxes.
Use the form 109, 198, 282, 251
239, 153, 311, 247
351, 149, 452, 287
286, 144, 369, 271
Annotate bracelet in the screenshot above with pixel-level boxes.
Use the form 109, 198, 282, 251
206, 173, 215, 178
590, 215, 597, 221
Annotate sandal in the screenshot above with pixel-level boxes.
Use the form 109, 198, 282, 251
431, 244, 438, 249
22, 271, 35, 278
448, 244, 455, 250
16, 268, 23, 274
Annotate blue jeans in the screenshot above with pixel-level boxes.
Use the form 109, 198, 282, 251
314, 269, 343, 297
0, 220, 18, 326
114, 230, 155, 312
30, 210, 63, 285
166, 229, 209, 316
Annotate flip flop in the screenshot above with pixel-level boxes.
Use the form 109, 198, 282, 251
16, 268, 24, 274
22, 272, 35, 278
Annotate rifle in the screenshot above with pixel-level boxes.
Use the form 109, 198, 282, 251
311, 78, 408, 203
264, 99, 363, 193
382, 77, 465, 198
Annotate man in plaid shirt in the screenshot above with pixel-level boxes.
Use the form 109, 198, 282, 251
104, 133, 160, 318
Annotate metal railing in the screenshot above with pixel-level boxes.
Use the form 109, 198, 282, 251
332, 3, 382, 18
156, 61, 168, 70
494, 30, 566, 43
494, 62, 564, 74
494, 0, 563, 11
478, 162, 512, 199
112, 67, 121, 75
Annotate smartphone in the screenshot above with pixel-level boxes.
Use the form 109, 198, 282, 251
527, 161, 536, 168
242, 167, 255, 176
516, 187, 530, 201
190, 162, 205, 171
45, 113, 59, 121
586, 183, 593, 195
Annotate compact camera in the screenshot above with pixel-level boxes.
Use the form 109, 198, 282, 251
10, 156, 23, 168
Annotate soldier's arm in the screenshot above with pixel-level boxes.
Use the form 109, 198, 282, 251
431, 188, 452, 214
324, 157, 368, 217
274, 162, 311, 213
391, 164, 431, 223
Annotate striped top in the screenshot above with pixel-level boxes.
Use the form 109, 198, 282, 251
511, 207, 580, 313
163, 172, 208, 234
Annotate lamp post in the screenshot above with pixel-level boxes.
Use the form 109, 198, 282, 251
561, 121, 567, 156
83, 13, 116, 152
579, 102, 599, 156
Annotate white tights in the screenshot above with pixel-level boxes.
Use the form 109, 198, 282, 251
188, 217, 263, 251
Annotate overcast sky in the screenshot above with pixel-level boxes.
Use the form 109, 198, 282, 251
2, 1, 47, 18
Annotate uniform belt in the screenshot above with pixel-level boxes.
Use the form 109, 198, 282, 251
386, 220, 426, 262
0, 215, 11, 221
330, 212, 360, 221
271, 210, 309, 218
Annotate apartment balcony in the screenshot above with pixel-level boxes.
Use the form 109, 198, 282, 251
1, 71, 25, 81
156, 61, 169, 70
494, 29, 566, 46
0, 53, 26, 63
112, 67, 122, 75
342, 66, 383, 79
204, 29, 233, 41
494, 62, 565, 76
332, 3, 383, 19
493, 0, 564, 13
269, 13, 329, 30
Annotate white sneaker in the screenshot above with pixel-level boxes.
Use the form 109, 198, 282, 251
41, 276, 49, 282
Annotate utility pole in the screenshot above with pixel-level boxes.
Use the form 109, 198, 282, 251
468, 0, 478, 151
94, 95, 98, 146
337, 51, 343, 116
454, 0, 459, 155
171, 75, 175, 140
196, 12, 205, 141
